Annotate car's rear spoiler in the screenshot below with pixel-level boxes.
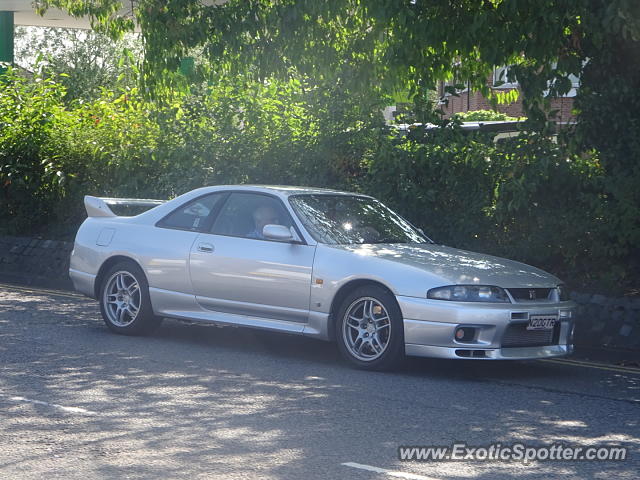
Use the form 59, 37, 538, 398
84, 195, 166, 217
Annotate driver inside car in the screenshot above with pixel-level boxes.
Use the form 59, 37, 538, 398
246, 205, 280, 239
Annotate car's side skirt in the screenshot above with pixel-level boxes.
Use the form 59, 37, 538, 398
195, 295, 309, 323
149, 287, 331, 340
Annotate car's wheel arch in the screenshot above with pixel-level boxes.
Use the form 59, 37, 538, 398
327, 279, 400, 342
94, 255, 147, 299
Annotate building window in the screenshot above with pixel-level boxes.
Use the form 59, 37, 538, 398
492, 66, 518, 89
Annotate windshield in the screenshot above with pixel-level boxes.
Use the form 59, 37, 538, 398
289, 194, 430, 245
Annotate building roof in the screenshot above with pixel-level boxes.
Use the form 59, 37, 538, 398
4, 0, 222, 30
4, 0, 94, 29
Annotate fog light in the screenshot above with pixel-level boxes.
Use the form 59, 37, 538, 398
455, 327, 476, 342
559, 310, 572, 318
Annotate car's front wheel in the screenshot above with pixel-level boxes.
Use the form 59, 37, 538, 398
99, 260, 162, 335
336, 285, 405, 370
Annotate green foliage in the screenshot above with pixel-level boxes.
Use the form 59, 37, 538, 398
452, 110, 523, 122
367, 127, 497, 248
33, 1, 638, 147
485, 137, 609, 286
15, 26, 141, 104
148, 74, 384, 195
0, 69, 72, 233
0, 69, 380, 233
1, 68, 637, 292
32, 1, 588, 119
366, 131, 621, 290
570, 1, 640, 283
0, 66, 166, 234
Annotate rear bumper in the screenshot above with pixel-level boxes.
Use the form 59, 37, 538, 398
69, 268, 96, 298
398, 295, 576, 360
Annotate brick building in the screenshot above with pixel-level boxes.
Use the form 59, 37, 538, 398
438, 66, 578, 123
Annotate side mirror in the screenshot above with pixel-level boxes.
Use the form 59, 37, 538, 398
262, 224, 295, 242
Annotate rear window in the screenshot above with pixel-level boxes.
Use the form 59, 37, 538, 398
158, 193, 225, 231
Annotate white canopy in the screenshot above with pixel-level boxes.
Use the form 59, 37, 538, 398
2, 0, 94, 29
2, 0, 222, 29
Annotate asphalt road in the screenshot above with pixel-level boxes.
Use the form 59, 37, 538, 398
1, 284, 638, 480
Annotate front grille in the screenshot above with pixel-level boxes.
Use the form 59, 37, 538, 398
501, 322, 560, 348
507, 288, 552, 302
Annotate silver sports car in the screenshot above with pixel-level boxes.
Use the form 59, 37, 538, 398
70, 185, 576, 370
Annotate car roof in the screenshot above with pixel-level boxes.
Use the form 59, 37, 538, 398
127, 185, 372, 226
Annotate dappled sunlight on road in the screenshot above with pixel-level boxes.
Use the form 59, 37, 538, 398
0, 287, 638, 479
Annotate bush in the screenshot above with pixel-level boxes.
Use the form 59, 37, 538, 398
0, 70, 72, 234
366, 127, 497, 251
452, 110, 523, 122
0, 71, 379, 237
366, 130, 619, 291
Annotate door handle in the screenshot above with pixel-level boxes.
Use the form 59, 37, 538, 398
197, 243, 215, 253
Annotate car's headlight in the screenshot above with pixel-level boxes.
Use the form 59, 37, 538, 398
427, 285, 511, 303
556, 284, 570, 301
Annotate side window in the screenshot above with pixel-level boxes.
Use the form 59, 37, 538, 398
211, 193, 293, 240
158, 193, 224, 231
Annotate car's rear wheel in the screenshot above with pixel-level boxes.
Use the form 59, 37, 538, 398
336, 285, 405, 370
99, 260, 162, 335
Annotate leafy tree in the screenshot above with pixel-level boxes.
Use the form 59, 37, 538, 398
33, 1, 636, 115
14, 26, 141, 103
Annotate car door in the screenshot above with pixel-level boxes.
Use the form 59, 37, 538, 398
189, 192, 316, 323
148, 191, 227, 295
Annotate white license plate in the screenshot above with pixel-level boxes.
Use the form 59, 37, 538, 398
527, 315, 557, 331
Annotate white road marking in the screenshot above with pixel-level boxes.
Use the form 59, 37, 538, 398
341, 462, 441, 480
6, 395, 98, 416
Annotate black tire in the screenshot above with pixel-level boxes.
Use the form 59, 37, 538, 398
335, 285, 405, 370
98, 260, 162, 335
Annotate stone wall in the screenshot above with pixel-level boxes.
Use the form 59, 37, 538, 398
0, 235, 74, 289
571, 292, 640, 351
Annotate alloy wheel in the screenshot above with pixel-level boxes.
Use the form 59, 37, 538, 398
103, 271, 141, 327
342, 297, 391, 361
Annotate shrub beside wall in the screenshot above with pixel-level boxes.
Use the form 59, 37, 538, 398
366, 128, 620, 290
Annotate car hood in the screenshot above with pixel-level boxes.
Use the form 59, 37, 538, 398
332, 243, 560, 288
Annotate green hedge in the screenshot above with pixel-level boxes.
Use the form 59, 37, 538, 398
367, 129, 615, 289
452, 110, 523, 122
0, 70, 636, 292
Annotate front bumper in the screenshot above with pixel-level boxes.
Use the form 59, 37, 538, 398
397, 295, 576, 360
405, 343, 572, 360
